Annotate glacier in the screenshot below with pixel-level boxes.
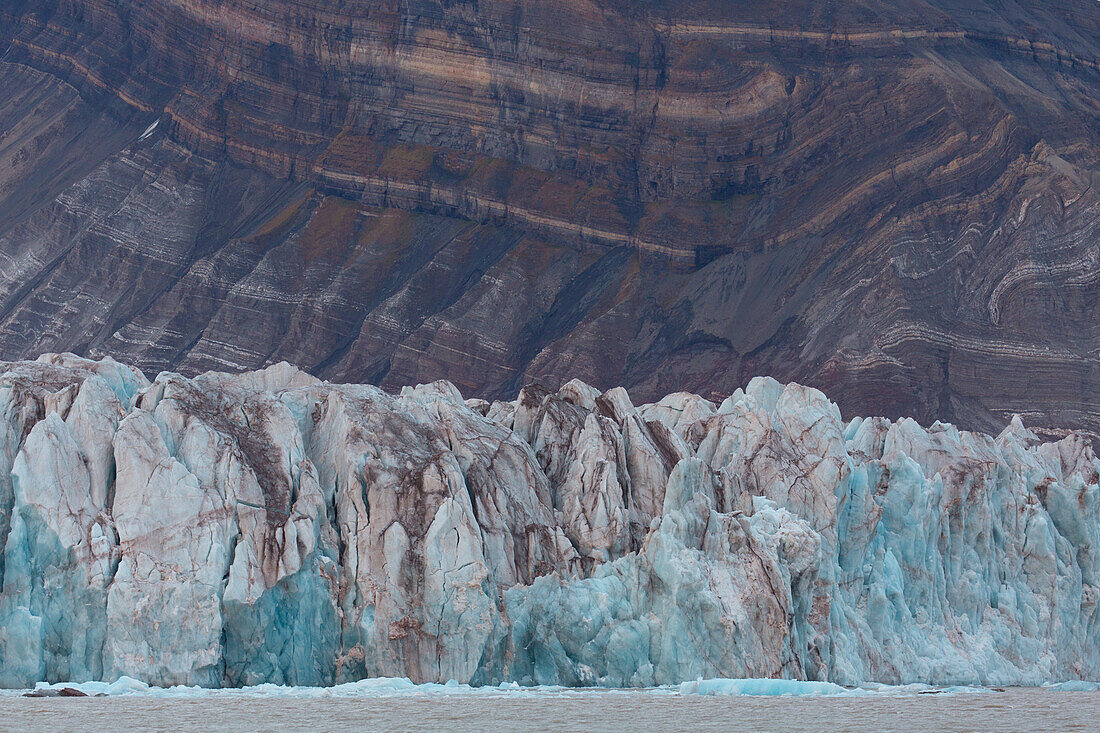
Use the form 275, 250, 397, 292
0, 354, 1097, 689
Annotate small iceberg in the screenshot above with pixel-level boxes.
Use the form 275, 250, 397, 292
16, 677, 157, 698
678, 679, 854, 697
1043, 681, 1100, 692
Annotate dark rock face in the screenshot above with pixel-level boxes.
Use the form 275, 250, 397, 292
0, 0, 1098, 439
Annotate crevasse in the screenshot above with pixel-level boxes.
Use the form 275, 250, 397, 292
0, 354, 1096, 689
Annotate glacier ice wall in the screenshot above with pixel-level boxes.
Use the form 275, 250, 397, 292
0, 354, 1097, 688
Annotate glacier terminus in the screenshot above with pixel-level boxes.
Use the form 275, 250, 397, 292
0, 354, 1097, 689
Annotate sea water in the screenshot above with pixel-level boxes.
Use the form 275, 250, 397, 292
1, 679, 1098, 732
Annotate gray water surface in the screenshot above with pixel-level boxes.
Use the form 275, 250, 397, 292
2, 687, 1097, 732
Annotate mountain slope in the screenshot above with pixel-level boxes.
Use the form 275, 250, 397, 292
0, 0, 1098, 439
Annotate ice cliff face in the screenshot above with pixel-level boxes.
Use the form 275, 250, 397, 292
0, 355, 1097, 688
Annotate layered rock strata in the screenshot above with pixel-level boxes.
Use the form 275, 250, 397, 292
1, 1, 1099, 442
0, 355, 1097, 688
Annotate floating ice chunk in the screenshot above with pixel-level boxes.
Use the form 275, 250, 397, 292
1043, 680, 1100, 692
678, 678, 853, 696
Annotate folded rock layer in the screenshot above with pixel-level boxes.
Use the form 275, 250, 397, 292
1, 0, 1099, 442
0, 354, 1097, 688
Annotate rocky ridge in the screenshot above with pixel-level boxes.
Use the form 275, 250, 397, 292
0, 354, 1097, 688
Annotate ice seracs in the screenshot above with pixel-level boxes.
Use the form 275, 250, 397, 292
0, 354, 1097, 688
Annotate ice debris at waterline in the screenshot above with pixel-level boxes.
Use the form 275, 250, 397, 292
9, 676, 538, 698
0, 354, 1098, 689
7, 676, 1002, 699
